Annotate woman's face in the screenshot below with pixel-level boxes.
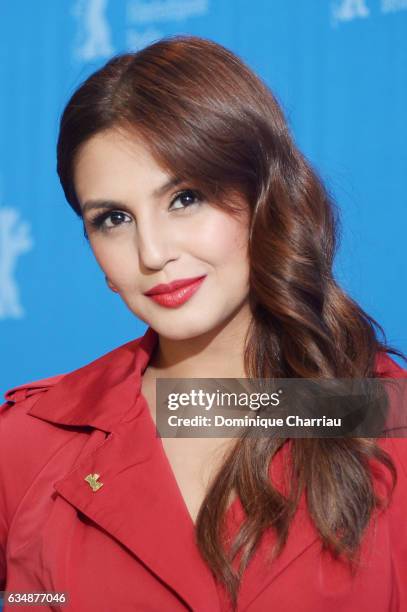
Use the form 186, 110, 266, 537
73, 128, 251, 340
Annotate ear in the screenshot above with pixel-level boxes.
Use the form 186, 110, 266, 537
105, 276, 119, 293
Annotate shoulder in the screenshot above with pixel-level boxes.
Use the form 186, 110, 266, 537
0, 373, 71, 532
376, 437, 407, 574
379, 435, 407, 484
375, 392, 407, 526
2, 372, 66, 406
0, 331, 147, 435
374, 350, 407, 378
0, 373, 71, 486
374, 350, 407, 472
375, 350, 407, 475
1, 333, 144, 413
1, 372, 66, 432
0, 332, 149, 517
388, 438, 407, 479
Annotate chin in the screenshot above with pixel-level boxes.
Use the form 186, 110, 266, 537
146, 311, 223, 342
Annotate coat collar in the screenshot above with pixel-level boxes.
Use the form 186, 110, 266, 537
27, 326, 159, 432
26, 325, 404, 433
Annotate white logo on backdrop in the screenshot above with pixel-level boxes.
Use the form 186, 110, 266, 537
331, 0, 407, 24
126, 0, 209, 23
331, 0, 370, 23
126, 0, 209, 50
0, 207, 33, 320
73, 0, 114, 61
126, 28, 163, 51
381, 0, 407, 12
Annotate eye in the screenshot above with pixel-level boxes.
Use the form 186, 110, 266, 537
88, 210, 133, 231
169, 189, 202, 211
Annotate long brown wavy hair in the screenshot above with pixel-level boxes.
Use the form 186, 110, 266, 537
56, 35, 406, 608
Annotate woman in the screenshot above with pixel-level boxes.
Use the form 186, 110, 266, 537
1, 35, 406, 611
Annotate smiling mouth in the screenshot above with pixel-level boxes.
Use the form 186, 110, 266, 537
144, 275, 207, 308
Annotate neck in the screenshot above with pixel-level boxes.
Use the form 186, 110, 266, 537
150, 302, 252, 379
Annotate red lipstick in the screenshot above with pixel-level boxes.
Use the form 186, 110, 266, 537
143, 275, 207, 308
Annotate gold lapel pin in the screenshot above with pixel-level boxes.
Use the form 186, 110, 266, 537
84, 473, 104, 492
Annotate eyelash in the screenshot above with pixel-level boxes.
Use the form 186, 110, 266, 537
87, 189, 203, 232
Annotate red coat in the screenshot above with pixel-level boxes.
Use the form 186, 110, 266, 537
1, 326, 406, 611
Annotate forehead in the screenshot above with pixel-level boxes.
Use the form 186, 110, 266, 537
73, 129, 169, 205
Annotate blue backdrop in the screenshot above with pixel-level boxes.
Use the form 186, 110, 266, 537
0, 0, 406, 396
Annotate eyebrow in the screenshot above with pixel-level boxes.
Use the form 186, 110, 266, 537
81, 176, 183, 214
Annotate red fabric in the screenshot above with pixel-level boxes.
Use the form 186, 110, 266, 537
0, 327, 406, 611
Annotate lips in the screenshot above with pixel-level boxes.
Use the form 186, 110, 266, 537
143, 275, 207, 308
144, 275, 206, 296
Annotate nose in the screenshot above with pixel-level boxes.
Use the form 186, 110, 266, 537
136, 216, 178, 271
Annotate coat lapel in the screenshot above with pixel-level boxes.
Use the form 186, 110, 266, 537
236, 495, 320, 610
52, 396, 221, 611
26, 326, 222, 610
224, 442, 320, 610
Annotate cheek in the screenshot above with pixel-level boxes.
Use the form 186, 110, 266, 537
196, 213, 249, 268
89, 238, 139, 286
